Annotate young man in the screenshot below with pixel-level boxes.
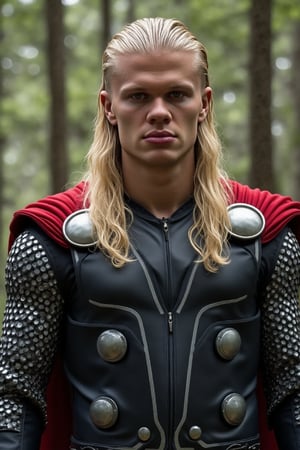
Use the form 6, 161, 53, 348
1, 17, 300, 450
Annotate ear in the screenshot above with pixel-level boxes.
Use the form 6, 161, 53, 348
198, 87, 212, 123
100, 90, 117, 125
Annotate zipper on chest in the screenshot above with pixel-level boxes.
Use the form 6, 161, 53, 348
167, 309, 175, 447
161, 217, 175, 445
168, 311, 173, 333
161, 217, 172, 307
162, 217, 169, 239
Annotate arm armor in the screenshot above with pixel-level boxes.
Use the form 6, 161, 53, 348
0, 231, 65, 448
261, 229, 300, 449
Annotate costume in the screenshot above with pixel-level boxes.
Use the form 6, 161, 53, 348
1, 180, 300, 450
8, 180, 300, 247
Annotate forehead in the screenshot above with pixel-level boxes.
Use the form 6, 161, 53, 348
108, 50, 201, 91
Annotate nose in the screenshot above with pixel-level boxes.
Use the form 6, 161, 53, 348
146, 97, 172, 124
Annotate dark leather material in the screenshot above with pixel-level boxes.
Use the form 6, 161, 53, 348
63, 200, 262, 449
273, 395, 300, 450
0, 431, 22, 449
0, 403, 43, 450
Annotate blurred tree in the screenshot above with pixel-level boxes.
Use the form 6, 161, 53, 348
291, 22, 300, 200
45, 0, 69, 193
187, 0, 251, 181
2, 0, 49, 211
249, 0, 274, 191
101, 0, 112, 54
0, 1, 5, 316
0, 4, 4, 258
0, 0, 299, 307
127, 0, 135, 23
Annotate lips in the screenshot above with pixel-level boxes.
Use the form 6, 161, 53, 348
144, 130, 176, 143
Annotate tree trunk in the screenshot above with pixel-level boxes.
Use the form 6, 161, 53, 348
127, 0, 135, 23
248, 0, 274, 191
0, 13, 4, 258
291, 22, 300, 200
101, 0, 111, 55
45, 0, 68, 193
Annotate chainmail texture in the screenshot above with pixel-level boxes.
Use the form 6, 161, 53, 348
0, 231, 64, 431
0, 228, 300, 434
261, 229, 300, 420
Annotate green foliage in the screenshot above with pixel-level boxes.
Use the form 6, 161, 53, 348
1, 0, 298, 206
273, 0, 300, 28
0, 0, 299, 306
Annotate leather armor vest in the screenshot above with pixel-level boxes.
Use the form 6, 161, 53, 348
63, 200, 264, 450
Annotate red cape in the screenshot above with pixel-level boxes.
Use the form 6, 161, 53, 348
8, 180, 300, 450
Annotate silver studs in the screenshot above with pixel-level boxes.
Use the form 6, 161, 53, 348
215, 328, 241, 360
63, 209, 97, 247
89, 396, 118, 429
189, 425, 202, 440
97, 329, 127, 362
138, 426, 151, 441
1, 232, 64, 427
221, 393, 246, 426
227, 203, 265, 239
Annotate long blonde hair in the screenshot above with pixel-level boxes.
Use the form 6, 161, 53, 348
85, 17, 231, 272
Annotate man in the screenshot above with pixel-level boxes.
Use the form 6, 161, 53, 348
1, 17, 300, 450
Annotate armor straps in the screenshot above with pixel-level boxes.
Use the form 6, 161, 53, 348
62, 203, 266, 248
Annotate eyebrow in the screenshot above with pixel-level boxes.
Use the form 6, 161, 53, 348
119, 81, 196, 95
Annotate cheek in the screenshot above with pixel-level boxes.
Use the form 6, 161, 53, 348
183, 103, 202, 122
115, 116, 136, 145
183, 112, 200, 144
115, 110, 142, 136
184, 109, 201, 133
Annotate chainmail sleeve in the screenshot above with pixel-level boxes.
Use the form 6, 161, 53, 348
0, 230, 65, 431
260, 228, 300, 420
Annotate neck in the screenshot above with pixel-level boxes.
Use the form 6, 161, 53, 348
123, 164, 194, 219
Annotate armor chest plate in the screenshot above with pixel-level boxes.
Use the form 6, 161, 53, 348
64, 211, 261, 450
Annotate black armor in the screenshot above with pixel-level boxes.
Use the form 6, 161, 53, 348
0, 200, 300, 450
61, 201, 298, 449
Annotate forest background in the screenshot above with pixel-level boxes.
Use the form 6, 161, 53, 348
0, 0, 300, 321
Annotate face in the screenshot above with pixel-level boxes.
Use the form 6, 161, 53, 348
101, 50, 211, 171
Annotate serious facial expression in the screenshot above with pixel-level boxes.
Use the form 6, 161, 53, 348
101, 50, 211, 170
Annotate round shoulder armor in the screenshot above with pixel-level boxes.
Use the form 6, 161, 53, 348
227, 203, 265, 240
63, 209, 97, 247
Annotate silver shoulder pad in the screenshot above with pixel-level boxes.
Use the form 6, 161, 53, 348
63, 209, 97, 247
227, 203, 265, 240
